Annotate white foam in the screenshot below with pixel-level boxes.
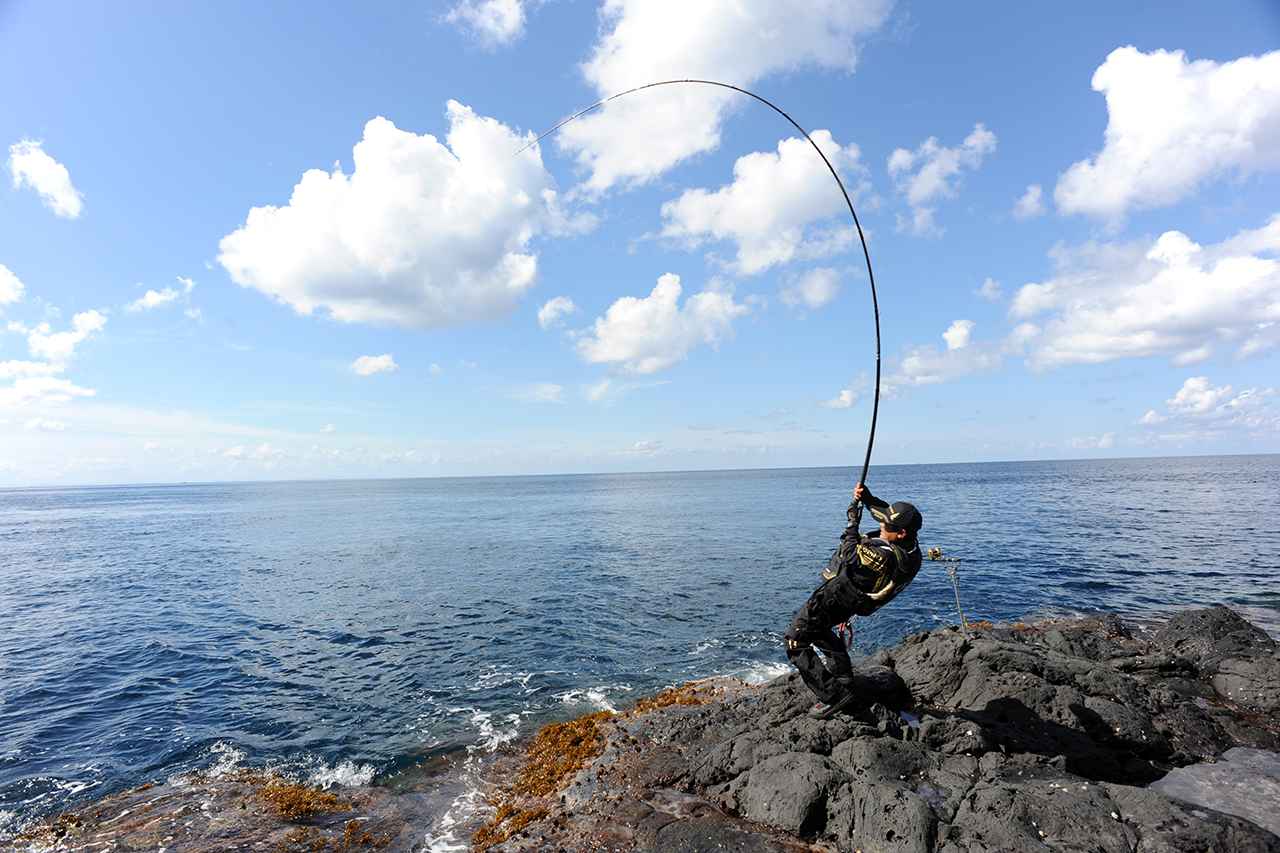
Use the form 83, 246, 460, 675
733, 661, 791, 685
200, 741, 247, 780
554, 684, 632, 713
307, 759, 377, 789
446, 708, 522, 753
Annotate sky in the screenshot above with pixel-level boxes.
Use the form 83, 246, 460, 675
1, 0, 1279, 486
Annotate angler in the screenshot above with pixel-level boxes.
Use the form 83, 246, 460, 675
785, 483, 923, 719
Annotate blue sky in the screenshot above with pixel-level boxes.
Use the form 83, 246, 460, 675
2, 0, 1279, 485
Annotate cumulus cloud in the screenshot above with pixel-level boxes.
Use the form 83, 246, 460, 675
0, 360, 60, 379
822, 388, 857, 409
0, 376, 96, 408
512, 382, 564, 403
1056, 47, 1280, 220
942, 319, 974, 350
781, 268, 841, 310
889, 123, 996, 235
883, 321, 1003, 393
1010, 215, 1280, 369
660, 132, 869, 274
1140, 376, 1279, 435
127, 287, 180, 312
976, 277, 1002, 302
219, 103, 573, 329
0, 264, 25, 307
558, 0, 893, 191
351, 354, 398, 376
575, 273, 749, 374
1013, 184, 1045, 219
7, 140, 83, 218
446, 0, 526, 46
537, 295, 577, 329
1167, 376, 1234, 414
1070, 432, 1116, 450
27, 310, 107, 363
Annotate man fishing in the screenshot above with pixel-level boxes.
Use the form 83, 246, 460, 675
784, 483, 923, 718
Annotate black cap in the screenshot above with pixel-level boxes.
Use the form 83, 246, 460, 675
869, 501, 922, 534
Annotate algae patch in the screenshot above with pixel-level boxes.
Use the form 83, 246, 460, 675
475, 710, 612, 849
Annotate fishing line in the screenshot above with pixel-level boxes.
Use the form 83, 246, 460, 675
520, 79, 882, 521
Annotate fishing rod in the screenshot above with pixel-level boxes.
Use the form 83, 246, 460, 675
520, 79, 883, 522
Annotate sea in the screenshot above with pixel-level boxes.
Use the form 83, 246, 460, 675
2, 455, 1278, 848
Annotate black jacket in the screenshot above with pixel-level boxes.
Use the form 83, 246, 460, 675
824, 489, 922, 609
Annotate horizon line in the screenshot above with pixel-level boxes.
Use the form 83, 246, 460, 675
2, 450, 1275, 492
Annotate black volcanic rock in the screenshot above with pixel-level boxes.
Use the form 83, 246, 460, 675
488, 607, 1280, 852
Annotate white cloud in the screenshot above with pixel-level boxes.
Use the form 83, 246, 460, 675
0, 264, 25, 306
512, 382, 564, 403
780, 267, 841, 310
822, 388, 857, 409
1141, 376, 1279, 435
25, 417, 67, 432
184, 307, 203, 322
1056, 47, 1280, 220
1167, 376, 1233, 414
537, 295, 577, 329
976, 277, 1002, 302
1013, 184, 1045, 219
0, 360, 60, 379
351, 354, 398, 376
320, 423, 336, 433
575, 273, 749, 374
584, 379, 613, 402
446, 0, 526, 46
1171, 344, 1212, 366
884, 321, 1003, 393
0, 376, 96, 408
222, 442, 287, 463
889, 123, 996, 235
942, 319, 974, 350
558, 0, 893, 191
1010, 215, 1280, 369
430, 362, 444, 376
660, 132, 869, 274
127, 287, 180, 312
27, 310, 107, 363
622, 439, 663, 456
219, 103, 569, 329
7, 140, 84, 218
177, 276, 196, 294
1070, 432, 1116, 450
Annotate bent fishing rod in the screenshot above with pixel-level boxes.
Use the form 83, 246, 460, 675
520, 79, 883, 523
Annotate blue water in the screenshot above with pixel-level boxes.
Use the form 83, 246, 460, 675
2, 456, 1278, 841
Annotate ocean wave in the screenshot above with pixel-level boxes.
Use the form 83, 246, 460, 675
554, 684, 632, 713
730, 661, 791, 685
304, 758, 377, 789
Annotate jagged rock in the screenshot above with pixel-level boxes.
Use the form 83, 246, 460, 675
742, 752, 840, 835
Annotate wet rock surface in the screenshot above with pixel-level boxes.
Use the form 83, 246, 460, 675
8, 606, 1280, 852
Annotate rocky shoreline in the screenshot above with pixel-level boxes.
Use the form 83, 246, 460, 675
9, 606, 1280, 852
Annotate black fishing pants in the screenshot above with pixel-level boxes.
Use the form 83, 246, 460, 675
784, 573, 873, 704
